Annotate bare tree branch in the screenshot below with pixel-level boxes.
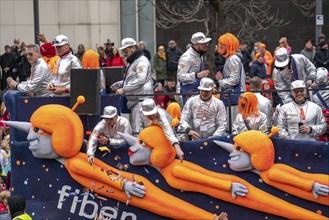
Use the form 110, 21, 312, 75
289, 0, 315, 17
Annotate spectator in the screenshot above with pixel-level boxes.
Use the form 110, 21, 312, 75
177, 32, 211, 103
250, 41, 260, 61
300, 39, 316, 63
107, 47, 125, 68
313, 67, 329, 110
11, 38, 21, 61
140, 99, 184, 160
104, 39, 114, 60
273, 47, 316, 104
314, 41, 329, 70
15, 46, 31, 82
250, 77, 273, 129
277, 80, 326, 140
239, 42, 252, 76
214, 51, 226, 73
153, 82, 171, 109
5, 195, 32, 220
250, 53, 267, 79
0, 190, 10, 213
97, 46, 108, 68
254, 43, 273, 76
164, 79, 177, 101
47, 34, 82, 95
8, 44, 52, 97
1, 45, 16, 90
274, 37, 292, 55
317, 34, 326, 48
138, 41, 151, 61
153, 46, 167, 84
166, 40, 183, 82
87, 106, 132, 165
37, 33, 60, 75
75, 44, 85, 61
116, 38, 153, 134
177, 78, 227, 140
232, 92, 267, 135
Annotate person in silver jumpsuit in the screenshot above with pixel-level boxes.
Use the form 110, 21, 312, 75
312, 67, 329, 109
47, 35, 82, 95
8, 44, 52, 97
178, 78, 227, 140
273, 47, 316, 104
177, 32, 211, 103
87, 106, 132, 165
140, 99, 184, 161
116, 38, 153, 134
277, 80, 326, 140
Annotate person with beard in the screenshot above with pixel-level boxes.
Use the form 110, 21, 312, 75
314, 41, 329, 70
273, 47, 316, 104
116, 38, 153, 134
277, 80, 326, 140
177, 32, 211, 103
5, 195, 32, 220
166, 40, 183, 82
177, 78, 227, 140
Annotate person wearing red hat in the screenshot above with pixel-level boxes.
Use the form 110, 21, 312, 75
37, 33, 60, 75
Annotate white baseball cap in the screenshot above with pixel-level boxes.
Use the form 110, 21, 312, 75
275, 48, 289, 68
53, 35, 69, 47
141, 99, 158, 116
291, 80, 306, 90
191, 32, 211, 44
101, 106, 118, 119
119, 38, 137, 50
198, 78, 214, 91
316, 67, 328, 84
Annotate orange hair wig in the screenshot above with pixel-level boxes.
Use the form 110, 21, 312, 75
166, 102, 181, 127
43, 56, 60, 75
30, 105, 84, 158
82, 49, 100, 69
233, 130, 274, 170
217, 33, 239, 57
138, 126, 176, 168
238, 92, 259, 120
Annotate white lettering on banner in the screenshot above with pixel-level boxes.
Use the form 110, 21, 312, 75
57, 185, 137, 219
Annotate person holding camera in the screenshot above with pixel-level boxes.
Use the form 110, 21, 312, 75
277, 80, 326, 140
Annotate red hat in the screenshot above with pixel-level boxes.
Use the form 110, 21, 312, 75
40, 42, 56, 58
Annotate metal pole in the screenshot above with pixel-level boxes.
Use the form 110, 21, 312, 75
33, 0, 40, 45
315, 0, 322, 44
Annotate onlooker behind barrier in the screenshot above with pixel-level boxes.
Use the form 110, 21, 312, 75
273, 47, 316, 104
300, 39, 316, 64
312, 67, 329, 110
250, 53, 267, 79
166, 40, 183, 82
75, 44, 85, 62
314, 41, 329, 70
153, 45, 167, 85
107, 47, 125, 68
254, 43, 273, 76
277, 80, 326, 140
0, 45, 16, 91
8, 44, 52, 97
138, 41, 151, 61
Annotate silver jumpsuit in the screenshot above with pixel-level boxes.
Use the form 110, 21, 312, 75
87, 116, 132, 157
313, 85, 329, 110
178, 95, 227, 139
277, 101, 326, 140
17, 57, 52, 97
273, 54, 316, 104
232, 112, 268, 135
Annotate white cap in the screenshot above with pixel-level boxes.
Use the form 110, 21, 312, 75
101, 106, 117, 119
316, 67, 328, 84
191, 32, 211, 44
53, 35, 69, 46
275, 48, 289, 68
141, 99, 158, 116
291, 80, 306, 90
198, 78, 214, 91
118, 38, 137, 50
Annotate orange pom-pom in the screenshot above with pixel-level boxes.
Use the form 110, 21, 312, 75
170, 118, 180, 127
77, 96, 85, 104
268, 126, 279, 138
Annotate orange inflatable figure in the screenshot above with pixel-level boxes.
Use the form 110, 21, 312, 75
4, 97, 225, 220
215, 127, 329, 206
121, 125, 327, 219
166, 102, 181, 127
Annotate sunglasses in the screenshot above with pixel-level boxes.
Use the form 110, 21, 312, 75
26, 52, 34, 57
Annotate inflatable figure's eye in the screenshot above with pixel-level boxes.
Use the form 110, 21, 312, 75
236, 146, 244, 152
34, 127, 43, 133
139, 140, 146, 147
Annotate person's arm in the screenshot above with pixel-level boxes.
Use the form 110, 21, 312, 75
179, 99, 193, 133
86, 122, 104, 157
16, 65, 45, 93
109, 119, 133, 145
301, 55, 317, 82
309, 105, 327, 137
258, 113, 268, 134
218, 56, 241, 89
177, 54, 197, 84
213, 100, 227, 137
276, 105, 290, 139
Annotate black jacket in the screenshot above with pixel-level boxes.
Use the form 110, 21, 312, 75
166, 47, 183, 70
250, 61, 267, 79
314, 48, 329, 69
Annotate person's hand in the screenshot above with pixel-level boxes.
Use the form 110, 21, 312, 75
188, 130, 201, 140
312, 182, 329, 199
116, 88, 125, 94
174, 144, 184, 162
306, 79, 313, 87
3, 67, 9, 72
213, 212, 229, 220
197, 70, 209, 79
8, 80, 18, 89
122, 181, 146, 199
98, 136, 108, 145
231, 182, 248, 199
47, 82, 54, 90
88, 155, 94, 165
37, 33, 48, 43
51, 87, 67, 95
299, 125, 311, 133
